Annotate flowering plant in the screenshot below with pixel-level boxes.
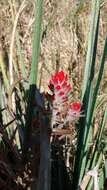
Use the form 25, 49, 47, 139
47, 71, 82, 128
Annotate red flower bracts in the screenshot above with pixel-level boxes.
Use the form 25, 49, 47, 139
48, 71, 72, 105
47, 71, 82, 128
70, 102, 81, 112
65, 102, 81, 124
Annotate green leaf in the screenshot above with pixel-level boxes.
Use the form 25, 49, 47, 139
30, 0, 44, 85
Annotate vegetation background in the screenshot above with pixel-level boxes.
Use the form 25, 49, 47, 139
0, 0, 107, 190
0, 0, 106, 90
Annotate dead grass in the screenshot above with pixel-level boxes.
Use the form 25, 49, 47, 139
0, 0, 107, 92
0, 1, 107, 189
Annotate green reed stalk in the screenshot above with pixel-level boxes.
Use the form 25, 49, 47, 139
72, 0, 107, 189
30, 0, 43, 85
23, 0, 44, 158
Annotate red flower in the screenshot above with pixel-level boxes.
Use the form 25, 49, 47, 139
47, 71, 82, 127
70, 102, 81, 112
51, 71, 65, 84
48, 71, 72, 103
65, 102, 82, 123
56, 85, 61, 90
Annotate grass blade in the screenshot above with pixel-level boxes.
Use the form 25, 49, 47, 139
30, 0, 44, 85
72, 0, 101, 188
23, 0, 44, 159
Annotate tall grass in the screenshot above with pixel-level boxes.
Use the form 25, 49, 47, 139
0, 0, 107, 190
23, 0, 44, 156
72, 0, 107, 189
0, 0, 44, 189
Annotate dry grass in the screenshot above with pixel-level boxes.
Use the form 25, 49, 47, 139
0, 1, 107, 189
0, 0, 107, 92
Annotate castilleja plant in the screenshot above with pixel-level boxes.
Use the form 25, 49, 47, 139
47, 71, 82, 128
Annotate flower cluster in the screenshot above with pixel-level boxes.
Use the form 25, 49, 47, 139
48, 71, 82, 128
